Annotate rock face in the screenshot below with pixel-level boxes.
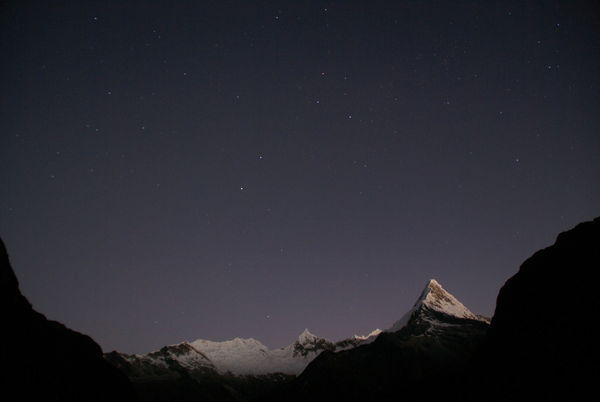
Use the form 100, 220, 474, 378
475, 217, 600, 401
0, 238, 137, 402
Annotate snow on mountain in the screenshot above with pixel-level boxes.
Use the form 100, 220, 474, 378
156, 329, 359, 376
354, 328, 382, 340
188, 337, 273, 374
297, 328, 317, 344
387, 279, 489, 333
118, 341, 215, 373
184, 332, 326, 375
117, 327, 379, 377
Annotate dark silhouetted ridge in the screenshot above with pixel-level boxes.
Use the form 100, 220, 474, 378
0, 237, 137, 402
474, 217, 600, 401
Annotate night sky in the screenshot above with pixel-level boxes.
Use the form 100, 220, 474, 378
1, 1, 598, 354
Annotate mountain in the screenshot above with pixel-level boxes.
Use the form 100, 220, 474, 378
0, 237, 137, 402
387, 278, 489, 333
271, 217, 600, 402
472, 217, 600, 401
110, 280, 482, 384
108, 327, 378, 379
106, 326, 382, 401
4, 217, 596, 402
266, 279, 490, 402
108, 278, 488, 402
5, 216, 596, 402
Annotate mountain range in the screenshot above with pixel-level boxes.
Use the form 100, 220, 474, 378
1, 216, 598, 401
106, 278, 490, 401
107, 326, 380, 378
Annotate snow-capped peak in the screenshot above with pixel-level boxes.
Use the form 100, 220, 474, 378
387, 279, 487, 333
418, 279, 479, 319
297, 328, 318, 344
354, 328, 382, 340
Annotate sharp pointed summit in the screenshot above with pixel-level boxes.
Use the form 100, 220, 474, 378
297, 329, 317, 344
388, 279, 489, 333
419, 279, 480, 318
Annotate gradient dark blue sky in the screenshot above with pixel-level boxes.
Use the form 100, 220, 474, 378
1, 1, 598, 354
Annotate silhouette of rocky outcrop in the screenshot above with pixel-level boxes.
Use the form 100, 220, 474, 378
474, 217, 600, 401
0, 237, 137, 402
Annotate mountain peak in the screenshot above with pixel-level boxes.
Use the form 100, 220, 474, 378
419, 279, 454, 304
387, 279, 486, 333
418, 279, 478, 319
297, 328, 317, 343
426, 278, 441, 288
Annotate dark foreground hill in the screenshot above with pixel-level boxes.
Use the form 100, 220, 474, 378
474, 217, 600, 401
0, 238, 137, 402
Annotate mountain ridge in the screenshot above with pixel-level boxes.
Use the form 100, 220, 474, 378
106, 279, 489, 392
107, 278, 485, 378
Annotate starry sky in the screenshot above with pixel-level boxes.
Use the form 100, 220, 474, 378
1, 1, 598, 354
